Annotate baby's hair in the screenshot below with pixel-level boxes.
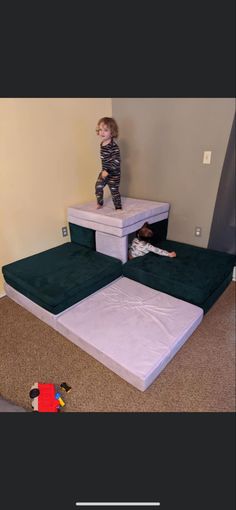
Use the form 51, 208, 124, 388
137, 222, 154, 241
96, 117, 119, 138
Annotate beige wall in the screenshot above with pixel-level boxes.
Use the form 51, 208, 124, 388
0, 98, 112, 295
112, 98, 235, 246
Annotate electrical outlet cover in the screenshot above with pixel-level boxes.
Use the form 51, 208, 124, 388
62, 227, 68, 237
203, 151, 212, 164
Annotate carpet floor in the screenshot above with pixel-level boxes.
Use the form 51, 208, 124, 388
0, 282, 235, 412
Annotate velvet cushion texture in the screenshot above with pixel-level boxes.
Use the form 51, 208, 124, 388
69, 223, 95, 249
123, 240, 235, 313
2, 243, 122, 314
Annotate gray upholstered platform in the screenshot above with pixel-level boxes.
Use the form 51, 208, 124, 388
68, 197, 170, 262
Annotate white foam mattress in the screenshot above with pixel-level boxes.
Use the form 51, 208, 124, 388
57, 277, 203, 391
68, 197, 169, 237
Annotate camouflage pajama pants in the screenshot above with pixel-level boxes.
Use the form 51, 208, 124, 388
95, 172, 122, 209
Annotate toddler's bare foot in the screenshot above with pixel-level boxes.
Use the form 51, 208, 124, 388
96, 204, 103, 209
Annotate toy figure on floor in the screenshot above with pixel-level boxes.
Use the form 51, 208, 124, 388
128, 222, 176, 259
95, 117, 122, 211
29, 381, 71, 412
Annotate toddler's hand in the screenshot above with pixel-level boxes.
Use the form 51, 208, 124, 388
101, 170, 109, 179
169, 251, 176, 258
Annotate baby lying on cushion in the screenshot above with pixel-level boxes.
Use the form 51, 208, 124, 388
129, 222, 176, 260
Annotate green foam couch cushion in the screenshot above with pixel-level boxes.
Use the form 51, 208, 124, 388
69, 223, 95, 249
2, 242, 122, 314
123, 240, 235, 313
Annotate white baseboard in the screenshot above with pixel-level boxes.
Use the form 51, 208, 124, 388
233, 266, 236, 282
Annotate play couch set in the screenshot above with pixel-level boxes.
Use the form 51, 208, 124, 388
2, 197, 235, 391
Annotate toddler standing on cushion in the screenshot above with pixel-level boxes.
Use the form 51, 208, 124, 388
95, 117, 122, 210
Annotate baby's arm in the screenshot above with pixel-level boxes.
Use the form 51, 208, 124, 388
147, 243, 176, 257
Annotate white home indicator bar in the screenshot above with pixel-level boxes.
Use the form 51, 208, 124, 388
75, 504, 160, 507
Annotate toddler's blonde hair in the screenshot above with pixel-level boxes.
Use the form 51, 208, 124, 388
96, 117, 119, 138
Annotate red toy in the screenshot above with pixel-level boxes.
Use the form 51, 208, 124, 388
29, 382, 70, 412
